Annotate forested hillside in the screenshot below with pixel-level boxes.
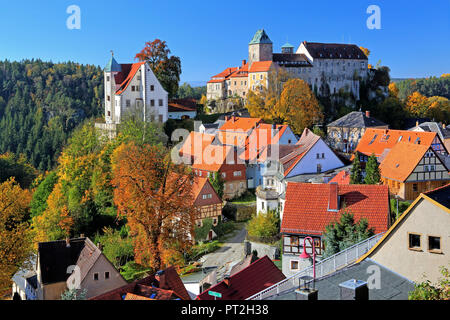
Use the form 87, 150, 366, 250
0, 60, 104, 171
396, 75, 450, 100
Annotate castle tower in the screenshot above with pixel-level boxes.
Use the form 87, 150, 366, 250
104, 52, 121, 124
248, 29, 273, 65
281, 42, 295, 54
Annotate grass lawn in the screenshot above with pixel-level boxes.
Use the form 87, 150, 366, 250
273, 259, 282, 271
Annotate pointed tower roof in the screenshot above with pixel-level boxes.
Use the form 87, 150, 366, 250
249, 29, 273, 45
104, 53, 122, 72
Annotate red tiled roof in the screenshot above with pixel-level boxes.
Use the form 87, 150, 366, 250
168, 98, 197, 112
220, 117, 262, 132
249, 61, 273, 73
196, 256, 285, 300
379, 142, 430, 182
116, 62, 146, 95
209, 67, 238, 82
328, 170, 351, 185
89, 266, 190, 300
281, 183, 390, 236
353, 129, 437, 159
180, 132, 216, 159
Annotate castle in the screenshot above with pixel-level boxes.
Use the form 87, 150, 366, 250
206, 29, 369, 101
96, 53, 169, 138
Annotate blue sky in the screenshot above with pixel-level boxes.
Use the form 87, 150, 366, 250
1, 0, 449, 84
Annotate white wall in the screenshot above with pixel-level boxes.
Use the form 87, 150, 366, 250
286, 139, 344, 178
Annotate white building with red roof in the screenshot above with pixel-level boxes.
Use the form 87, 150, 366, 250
103, 53, 168, 126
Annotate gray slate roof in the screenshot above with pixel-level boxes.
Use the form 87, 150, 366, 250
327, 111, 387, 128
268, 259, 414, 300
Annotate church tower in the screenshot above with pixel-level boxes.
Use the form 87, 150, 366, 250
104, 52, 121, 124
248, 29, 273, 65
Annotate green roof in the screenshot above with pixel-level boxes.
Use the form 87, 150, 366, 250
282, 42, 295, 48
104, 56, 121, 72
249, 29, 273, 45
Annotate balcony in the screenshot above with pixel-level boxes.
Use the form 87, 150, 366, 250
255, 185, 280, 201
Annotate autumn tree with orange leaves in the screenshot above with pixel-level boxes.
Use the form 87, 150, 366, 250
405, 91, 430, 117
135, 39, 181, 98
111, 142, 196, 271
0, 179, 33, 290
274, 78, 323, 134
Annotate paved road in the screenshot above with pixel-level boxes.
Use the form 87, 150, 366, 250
198, 224, 247, 281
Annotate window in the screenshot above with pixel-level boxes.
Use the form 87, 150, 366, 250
316, 153, 320, 159
408, 233, 421, 250
151, 99, 155, 107
202, 194, 212, 200
428, 236, 441, 253
413, 184, 418, 192
126, 100, 130, 107
137, 75, 141, 81
430, 165, 435, 171
424, 165, 429, 172
261, 201, 265, 210
290, 260, 299, 270
159, 99, 163, 107
317, 164, 322, 173
222, 172, 226, 178
159, 115, 163, 123
105, 272, 110, 280
106, 76, 110, 82
136, 85, 140, 92
107, 95, 110, 101
94, 273, 99, 281
322, 153, 325, 159
233, 171, 241, 177
107, 111, 111, 117
131, 86, 135, 92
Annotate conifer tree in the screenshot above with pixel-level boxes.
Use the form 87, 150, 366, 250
350, 152, 363, 184
364, 154, 381, 185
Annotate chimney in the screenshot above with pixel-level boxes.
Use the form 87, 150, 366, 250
80, 234, 84, 238
443, 123, 446, 129
223, 276, 231, 287
416, 120, 419, 127
328, 183, 339, 211
339, 279, 368, 300
365, 110, 370, 118
242, 60, 246, 67
97, 242, 102, 251
295, 276, 318, 300
65, 237, 70, 248
225, 115, 230, 121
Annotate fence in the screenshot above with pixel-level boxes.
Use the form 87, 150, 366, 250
246, 232, 385, 300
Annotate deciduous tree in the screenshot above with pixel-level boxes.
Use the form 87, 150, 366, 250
275, 78, 323, 134
135, 39, 182, 98
0, 179, 33, 290
405, 91, 429, 117
111, 142, 197, 270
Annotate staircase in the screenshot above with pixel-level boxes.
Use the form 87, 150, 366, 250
246, 232, 384, 300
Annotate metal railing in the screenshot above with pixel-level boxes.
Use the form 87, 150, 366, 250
246, 232, 385, 300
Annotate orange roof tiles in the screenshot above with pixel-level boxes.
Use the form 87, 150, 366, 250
353, 128, 437, 159
115, 62, 146, 95
124, 293, 154, 300
220, 117, 262, 132
191, 145, 238, 172
281, 183, 390, 235
328, 170, 351, 185
180, 132, 216, 158
379, 142, 430, 182
249, 61, 273, 73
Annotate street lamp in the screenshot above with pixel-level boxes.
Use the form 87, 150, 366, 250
299, 236, 316, 280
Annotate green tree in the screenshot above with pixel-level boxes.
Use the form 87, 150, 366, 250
247, 210, 279, 242
350, 152, 363, 184
194, 218, 213, 242
364, 154, 381, 185
409, 266, 450, 300
209, 171, 224, 199
30, 171, 59, 219
322, 208, 374, 258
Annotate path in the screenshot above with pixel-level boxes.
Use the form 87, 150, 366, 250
198, 224, 247, 281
